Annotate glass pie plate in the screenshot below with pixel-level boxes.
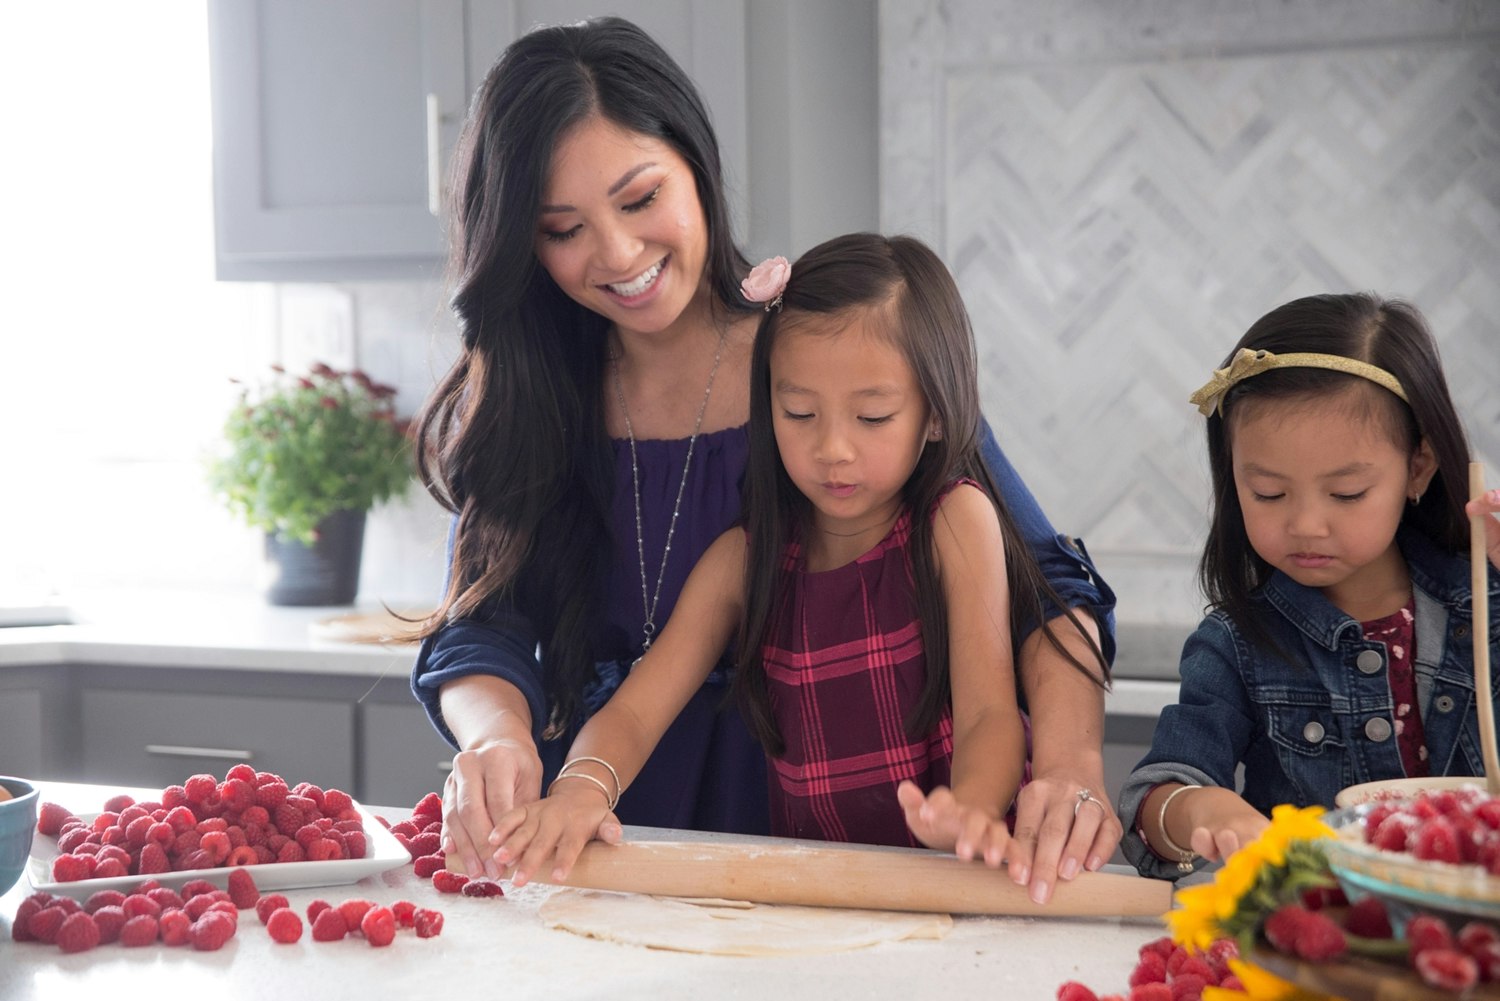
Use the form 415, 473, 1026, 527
1324, 802, 1500, 924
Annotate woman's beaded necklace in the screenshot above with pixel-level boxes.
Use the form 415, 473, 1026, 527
611, 336, 724, 654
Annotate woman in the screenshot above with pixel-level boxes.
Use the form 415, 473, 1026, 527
411, 16, 1119, 905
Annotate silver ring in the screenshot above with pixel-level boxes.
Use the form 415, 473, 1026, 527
1074, 788, 1105, 817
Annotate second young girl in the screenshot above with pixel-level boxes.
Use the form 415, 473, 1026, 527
1119, 292, 1500, 880
489, 233, 1108, 884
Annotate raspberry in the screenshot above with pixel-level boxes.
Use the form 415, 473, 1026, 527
162, 784, 189, 809
307, 899, 333, 923
189, 911, 236, 951
1407, 914, 1455, 958
1169, 975, 1206, 1001
57, 828, 92, 853
91, 905, 128, 944
56, 912, 101, 953
225, 762, 256, 784
103, 792, 136, 813
267, 907, 303, 944
51, 854, 91, 883
1126, 986, 1171, 1001
84, 889, 126, 914
1174, 956, 1214, 983
257, 893, 291, 924
412, 792, 443, 823
122, 894, 163, 921
1370, 813, 1413, 852
414, 853, 447, 879
1056, 985, 1099, 1001
311, 908, 348, 941
344, 831, 368, 859
391, 821, 420, 840
223, 867, 258, 908
1343, 896, 1393, 939
184, 773, 217, 804
413, 907, 444, 938
145, 821, 174, 846
146, 887, 185, 911
338, 898, 376, 929
432, 869, 470, 893
199, 830, 231, 864
137, 841, 171, 875
1458, 921, 1500, 956
255, 778, 290, 811
37, 801, 76, 836
274, 803, 305, 833
1472, 940, 1500, 982
307, 838, 342, 862
218, 779, 254, 814
119, 914, 159, 947
1129, 948, 1167, 986
391, 900, 417, 928
292, 783, 326, 811
12, 895, 49, 942
159, 909, 191, 946
93, 857, 128, 878
1264, 905, 1346, 961
408, 831, 441, 858
52, 896, 83, 915
461, 879, 506, 897
323, 788, 354, 815
361, 906, 396, 947
1415, 947, 1480, 992
28, 906, 67, 944
180, 878, 219, 899
276, 841, 306, 864
241, 805, 270, 827
1412, 816, 1463, 864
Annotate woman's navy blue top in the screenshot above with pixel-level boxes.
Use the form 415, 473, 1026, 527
412, 419, 1115, 836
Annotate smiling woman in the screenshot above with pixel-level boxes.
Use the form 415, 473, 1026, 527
0, 5, 265, 597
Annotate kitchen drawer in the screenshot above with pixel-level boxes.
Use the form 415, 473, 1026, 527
0, 688, 45, 779
361, 701, 453, 809
80, 689, 354, 794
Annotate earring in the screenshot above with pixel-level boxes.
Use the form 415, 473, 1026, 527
928, 427, 942, 441
1408, 492, 1423, 505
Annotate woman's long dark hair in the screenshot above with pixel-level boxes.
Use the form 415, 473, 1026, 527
734, 234, 1109, 755
414, 17, 753, 733
1200, 293, 1471, 638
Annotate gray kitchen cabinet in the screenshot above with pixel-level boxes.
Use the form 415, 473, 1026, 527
207, 0, 466, 281
79, 687, 355, 796
207, 0, 749, 281
361, 699, 454, 809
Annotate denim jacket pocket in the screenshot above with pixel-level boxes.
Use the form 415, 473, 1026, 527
1261, 699, 1348, 802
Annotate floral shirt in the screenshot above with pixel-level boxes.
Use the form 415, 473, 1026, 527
1361, 599, 1428, 778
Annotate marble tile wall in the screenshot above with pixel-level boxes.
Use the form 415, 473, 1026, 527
880, 0, 1500, 629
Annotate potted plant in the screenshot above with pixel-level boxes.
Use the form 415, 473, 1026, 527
209, 362, 412, 605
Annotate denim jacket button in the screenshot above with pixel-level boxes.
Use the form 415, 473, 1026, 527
1436, 695, 1457, 713
1303, 721, 1326, 744
1364, 717, 1393, 742
1355, 649, 1384, 674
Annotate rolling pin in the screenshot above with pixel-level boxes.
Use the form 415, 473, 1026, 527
450, 838, 1172, 917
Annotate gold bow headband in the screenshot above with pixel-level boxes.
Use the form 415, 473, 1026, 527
1188, 348, 1409, 417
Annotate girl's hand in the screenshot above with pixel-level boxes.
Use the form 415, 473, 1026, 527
1176, 785, 1269, 864
897, 781, 1012, 867
489, 784, 623, 888
441, 735, 544, 879
1188, 815, 1271, 863
1468, 489, 1500, 572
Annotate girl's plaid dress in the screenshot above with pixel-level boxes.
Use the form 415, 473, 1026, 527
761, 485, 966, 847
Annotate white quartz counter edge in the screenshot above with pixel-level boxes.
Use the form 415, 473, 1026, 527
0, 592, 416, 677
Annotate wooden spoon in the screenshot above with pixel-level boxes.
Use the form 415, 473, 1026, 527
1472, 462, 1498, 795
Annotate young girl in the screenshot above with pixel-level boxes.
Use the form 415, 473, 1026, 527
489, 233, 1108, 885
1119, 293, 1500, 880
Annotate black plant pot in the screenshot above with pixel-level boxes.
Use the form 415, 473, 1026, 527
264, 509, 366, 606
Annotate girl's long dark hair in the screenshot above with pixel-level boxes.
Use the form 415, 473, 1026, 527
414, 17, 753, 734
734, 234, 1109, 755
1200, 293, 1471, 638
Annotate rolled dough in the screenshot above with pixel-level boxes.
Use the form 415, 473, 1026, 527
538, 888, 952, 956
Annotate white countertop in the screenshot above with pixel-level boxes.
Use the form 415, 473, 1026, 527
1, 782, 1168, 1000
0, 590, 416, 677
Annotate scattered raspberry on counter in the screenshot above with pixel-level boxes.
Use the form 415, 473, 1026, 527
266, 907, 303, 944
431, 869, 468, 894
460, 879, 505, 898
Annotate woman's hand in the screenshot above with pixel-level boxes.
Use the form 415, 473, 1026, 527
1006, 769, 1123, 901
1468, 488, 1500, 572
490, 783, 623, 887
442, 734, 544, 879
897, 781, 1012, 867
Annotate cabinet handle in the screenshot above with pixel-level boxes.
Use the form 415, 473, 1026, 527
146, 744, 253, 762
426, 93, 442, 216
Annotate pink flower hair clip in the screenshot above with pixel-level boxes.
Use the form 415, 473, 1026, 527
741, 256, 791, 312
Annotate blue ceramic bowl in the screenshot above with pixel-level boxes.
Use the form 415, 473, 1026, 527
0, 776, 39, 897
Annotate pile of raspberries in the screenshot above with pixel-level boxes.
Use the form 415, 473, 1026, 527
10, 867, 444, 953
1362, 786, 1500, 872
1055, 935, 1242, 1001
378, 791, 504, 897
39, 765, 367, 880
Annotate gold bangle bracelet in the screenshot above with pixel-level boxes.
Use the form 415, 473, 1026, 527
1153, 784, 1201, 872
547, 772, 616, 809
558, 756, 621, 809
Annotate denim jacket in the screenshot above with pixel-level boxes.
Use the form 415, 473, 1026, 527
1119, 527, 1500, 880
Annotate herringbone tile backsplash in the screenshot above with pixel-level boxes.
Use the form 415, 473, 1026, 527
881, 0, 1500, 627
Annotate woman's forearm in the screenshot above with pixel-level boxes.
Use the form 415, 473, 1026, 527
439, 673, 536, 751
1019, 608, 1106, 777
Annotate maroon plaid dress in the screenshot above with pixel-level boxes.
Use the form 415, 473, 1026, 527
761, 490, 962, 848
